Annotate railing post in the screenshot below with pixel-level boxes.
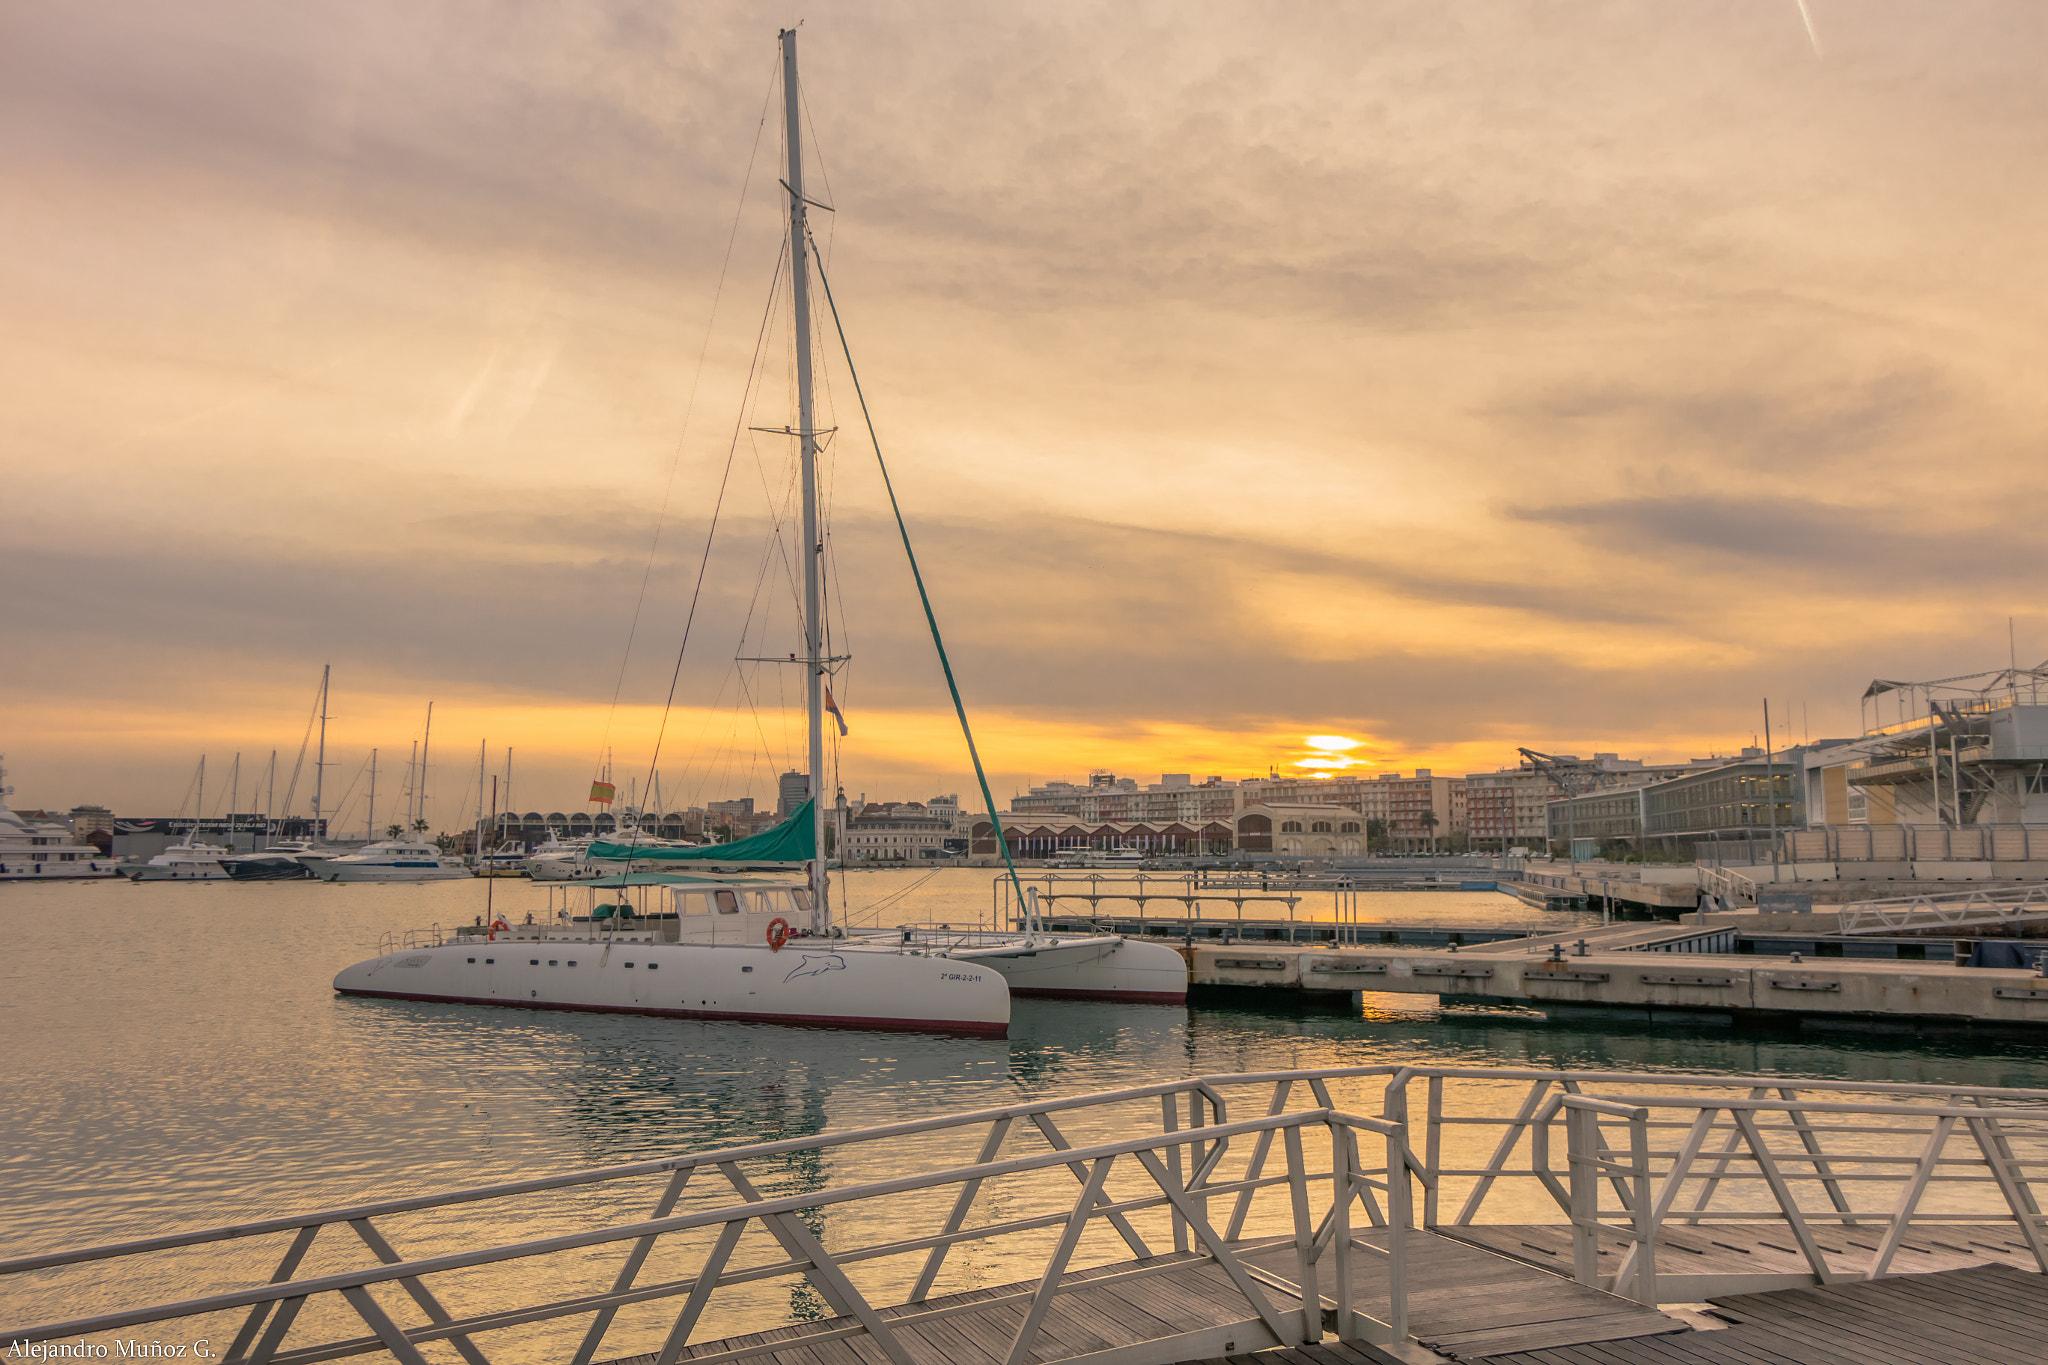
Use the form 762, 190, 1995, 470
1567, 1105, 1599, 1286
1382, 1123, 1410, 1343
1628, 1109, 1656, 1305
1329, 1122, 1355, 1340
1424, 1074, 1444, 1228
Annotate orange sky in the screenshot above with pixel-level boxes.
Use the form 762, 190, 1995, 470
7, 3, 2048, 822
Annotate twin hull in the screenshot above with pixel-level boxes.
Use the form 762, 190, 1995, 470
946, 936, 1187, 1003
333, 939, 1011, 1036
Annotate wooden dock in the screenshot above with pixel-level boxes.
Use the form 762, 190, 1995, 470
606, 1230, 1690, 1365
12, 1065, 2048, 1365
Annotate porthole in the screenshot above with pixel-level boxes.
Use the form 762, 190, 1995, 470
530, 959, 540, 966
485, 958, 495, 965
624, 962, 636, 968
647, 963, 659, 971
467, 957, 476, 964
742, 965, 753, 973
567, 960, 578, 967
549, 960, 559, 966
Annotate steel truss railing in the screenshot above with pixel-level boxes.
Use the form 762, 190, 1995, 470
13, 1065, 2048, 1363
1836, 883, 2048, 935
2, 1069, 1422, 1365
1397, 1067, 2048, 1303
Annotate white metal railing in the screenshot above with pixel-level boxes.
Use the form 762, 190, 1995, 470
1697, 864, 1758, 907
1, 1070, 1419, 1365
1834, 883, 2048, 934
13, 1065, 2048, 1361
1394, 1067, 2048, 1302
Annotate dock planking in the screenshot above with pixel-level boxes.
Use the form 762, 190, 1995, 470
604, 1231, 1685, 1365
1440, 1220, 2045, 1292
1468, 1263, 2048, 1365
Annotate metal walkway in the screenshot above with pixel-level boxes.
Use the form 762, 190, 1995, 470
8, 1065, 2048, 1365
1475, 1262, 2048, 1364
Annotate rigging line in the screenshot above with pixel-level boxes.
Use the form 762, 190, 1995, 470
592, 53, 780, 782
807, 238, 1031, 910
620, 235, 792, 857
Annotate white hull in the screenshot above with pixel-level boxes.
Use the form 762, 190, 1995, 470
527, 856, 601, 881
0, 858, 123, 880
126, 863, 232, 882
870, 932, 1188, 1003
316, 861, 471, 883
333, 937, 1009, 1036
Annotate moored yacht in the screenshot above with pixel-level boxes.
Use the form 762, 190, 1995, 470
0, 763, 122, 880
309, 838, 468, 882
221, 839, 330, 881
334, 871, 1007, 1035
126, 838, 233, 881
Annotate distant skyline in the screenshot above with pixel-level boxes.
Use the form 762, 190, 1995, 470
8, 3, 2048, 818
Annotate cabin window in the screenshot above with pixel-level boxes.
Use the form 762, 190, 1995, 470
791, 889, 815, 912
530, 959, 540, 965
485, 958, 495, 964
647, 963, 659, 970
624, 962, 636, 968
742, 965, 754, 973
549, 960, 559, 966
714, 890, 740, 915
568, 960, 578, 966
467, 958, 476, 964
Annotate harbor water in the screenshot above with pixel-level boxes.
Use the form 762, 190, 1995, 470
10, 869, 2048, 1350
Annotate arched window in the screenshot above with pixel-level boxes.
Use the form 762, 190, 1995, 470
1281, 821, 1303, 833
1340, 822, 1361, 834
1310, 821, 1331, 833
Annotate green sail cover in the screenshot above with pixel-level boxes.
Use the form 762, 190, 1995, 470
587, 800, 814, 863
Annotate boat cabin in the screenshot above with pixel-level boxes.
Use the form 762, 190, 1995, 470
518, 873, 824, 946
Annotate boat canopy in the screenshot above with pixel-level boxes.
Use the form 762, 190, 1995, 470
587, 800, 814, 864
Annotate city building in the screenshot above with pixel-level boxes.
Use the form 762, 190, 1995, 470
840, 800, 959, 861
777, 771, 810, 817
1233, 803, 1367, 856
1463, 771, 1564, 849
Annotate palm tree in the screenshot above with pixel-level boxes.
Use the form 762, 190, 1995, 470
1418, 809, 1440, 854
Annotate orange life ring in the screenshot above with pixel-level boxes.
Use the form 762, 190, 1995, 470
489, 917, 509, 941
766, 917, 791, 952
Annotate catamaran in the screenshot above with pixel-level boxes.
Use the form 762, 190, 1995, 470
334, 30, 1178, 1032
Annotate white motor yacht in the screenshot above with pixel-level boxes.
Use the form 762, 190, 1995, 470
523, 833, 596, 881
126, 838, 234, 882
221, 839, 332, 881
334, 872, 1008, 1035
0, 766, 122, 880
309, 838, 468, 882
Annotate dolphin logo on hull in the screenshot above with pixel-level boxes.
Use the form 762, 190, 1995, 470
784, 954, 846, 983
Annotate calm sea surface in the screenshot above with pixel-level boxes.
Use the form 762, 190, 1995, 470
9, 869, 2048, 1350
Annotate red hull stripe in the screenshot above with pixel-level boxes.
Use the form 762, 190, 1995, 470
1008, 987, 1186, 1004
336, 988, 1008, 1037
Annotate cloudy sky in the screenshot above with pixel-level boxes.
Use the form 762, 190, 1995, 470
6, 1, 2046, 823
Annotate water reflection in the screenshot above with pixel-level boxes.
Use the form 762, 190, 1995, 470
11, 869, 2048, 1272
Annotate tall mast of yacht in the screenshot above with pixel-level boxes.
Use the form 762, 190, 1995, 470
366, 749, 378, 841
782, 28, 830, 934
195, 755, 206, 843
312, 664, 330, 841
418, 702, 434, 835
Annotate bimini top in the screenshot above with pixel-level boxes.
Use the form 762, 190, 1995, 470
587, 800, 813, 864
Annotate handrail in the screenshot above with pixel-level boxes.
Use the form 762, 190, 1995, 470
15, 1063, 2048, 1360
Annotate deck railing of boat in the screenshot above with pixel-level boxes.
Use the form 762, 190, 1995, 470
10, 1066, 2048, 1364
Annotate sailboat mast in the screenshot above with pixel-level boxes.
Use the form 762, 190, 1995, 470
418, 702, 434, 835
367, 749, 378, 841
782, 28, 830, 934
312, 664, 330, 841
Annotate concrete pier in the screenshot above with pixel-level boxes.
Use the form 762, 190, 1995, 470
1185, 939, 2048, 1030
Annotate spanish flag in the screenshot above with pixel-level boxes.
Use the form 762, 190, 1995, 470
824, 686, 850, 737
589, 780, 617, 804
